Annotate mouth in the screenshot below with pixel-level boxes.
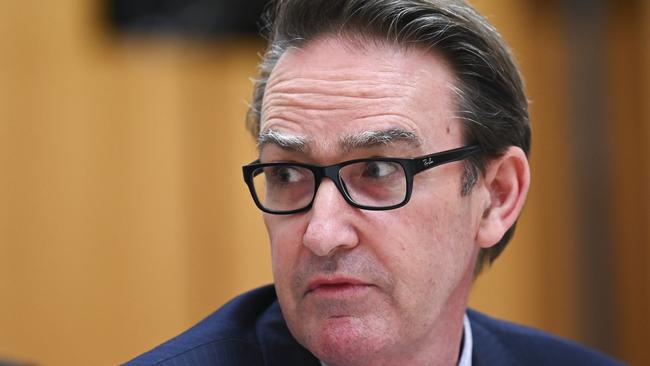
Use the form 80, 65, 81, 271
305, 277, 373, 297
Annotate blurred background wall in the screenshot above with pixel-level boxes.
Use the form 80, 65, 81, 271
0, 0, 647, 365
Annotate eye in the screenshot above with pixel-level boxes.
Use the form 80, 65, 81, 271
362, 161, 399, 179
268, 165, 306, 184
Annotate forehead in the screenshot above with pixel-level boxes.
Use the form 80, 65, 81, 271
260, 35, 462, 155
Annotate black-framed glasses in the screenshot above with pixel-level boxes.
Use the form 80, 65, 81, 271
242, 145, 481, 214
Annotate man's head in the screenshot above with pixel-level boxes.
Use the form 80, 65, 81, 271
248, 0, 531, 273
244, 0, 530, 364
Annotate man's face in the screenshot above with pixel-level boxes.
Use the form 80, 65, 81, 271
259, 36, 485, 364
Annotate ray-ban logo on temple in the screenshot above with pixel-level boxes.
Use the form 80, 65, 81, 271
242, 145, 481, 214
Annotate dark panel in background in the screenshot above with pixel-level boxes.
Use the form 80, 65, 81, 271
562, 0, 616, 355
108, 0, 269, 37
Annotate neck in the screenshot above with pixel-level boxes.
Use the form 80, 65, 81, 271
411, 266, 473, 366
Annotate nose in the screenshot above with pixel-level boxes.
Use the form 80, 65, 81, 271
302, 179, 360, 257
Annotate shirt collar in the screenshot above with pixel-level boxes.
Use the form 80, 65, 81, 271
320, 312, 473, 366
458, 313, 474, 366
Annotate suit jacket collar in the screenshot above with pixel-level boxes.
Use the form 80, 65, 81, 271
468, 309, 518, 366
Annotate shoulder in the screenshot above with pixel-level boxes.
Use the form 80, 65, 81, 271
123, 285, 317, 366
468, 309, 626, 366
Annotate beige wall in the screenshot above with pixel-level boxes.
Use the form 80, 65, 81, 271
0, 0, 647, 365
0, 1, 269, 363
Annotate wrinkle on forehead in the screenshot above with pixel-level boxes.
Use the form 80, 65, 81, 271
260, 34, 462, 155
261, 74, 418, 120
265, 70, 419, 93
261, 39, 427, 119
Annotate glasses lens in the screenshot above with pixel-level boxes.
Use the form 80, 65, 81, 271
339, 160, 407, 208
252, 165, 315, 212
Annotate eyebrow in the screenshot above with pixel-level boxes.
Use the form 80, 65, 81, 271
257, 129, 310, 152
257, 127, 421, 154
340, 128, 422, 152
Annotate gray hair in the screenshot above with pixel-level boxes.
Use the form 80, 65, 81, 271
246, 0, 531, 274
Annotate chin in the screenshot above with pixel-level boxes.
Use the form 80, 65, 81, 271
302, 316, 393, 366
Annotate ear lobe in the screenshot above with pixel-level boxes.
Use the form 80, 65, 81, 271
476, 146, 530, 248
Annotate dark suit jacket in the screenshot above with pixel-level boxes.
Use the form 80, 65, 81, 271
124, 285, 624, 366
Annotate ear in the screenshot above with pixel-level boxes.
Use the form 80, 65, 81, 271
475, 146, 530, 248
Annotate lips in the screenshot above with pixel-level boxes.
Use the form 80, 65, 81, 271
306, 277, 373, 296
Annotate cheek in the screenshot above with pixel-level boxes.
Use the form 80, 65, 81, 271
265, 214, 304, 250
378, 195, 475, 293
265, 215, 307, 294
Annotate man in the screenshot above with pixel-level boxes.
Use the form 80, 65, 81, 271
126, 0, 624, 365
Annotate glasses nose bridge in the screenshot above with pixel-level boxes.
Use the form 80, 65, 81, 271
314, 164, 349, 202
